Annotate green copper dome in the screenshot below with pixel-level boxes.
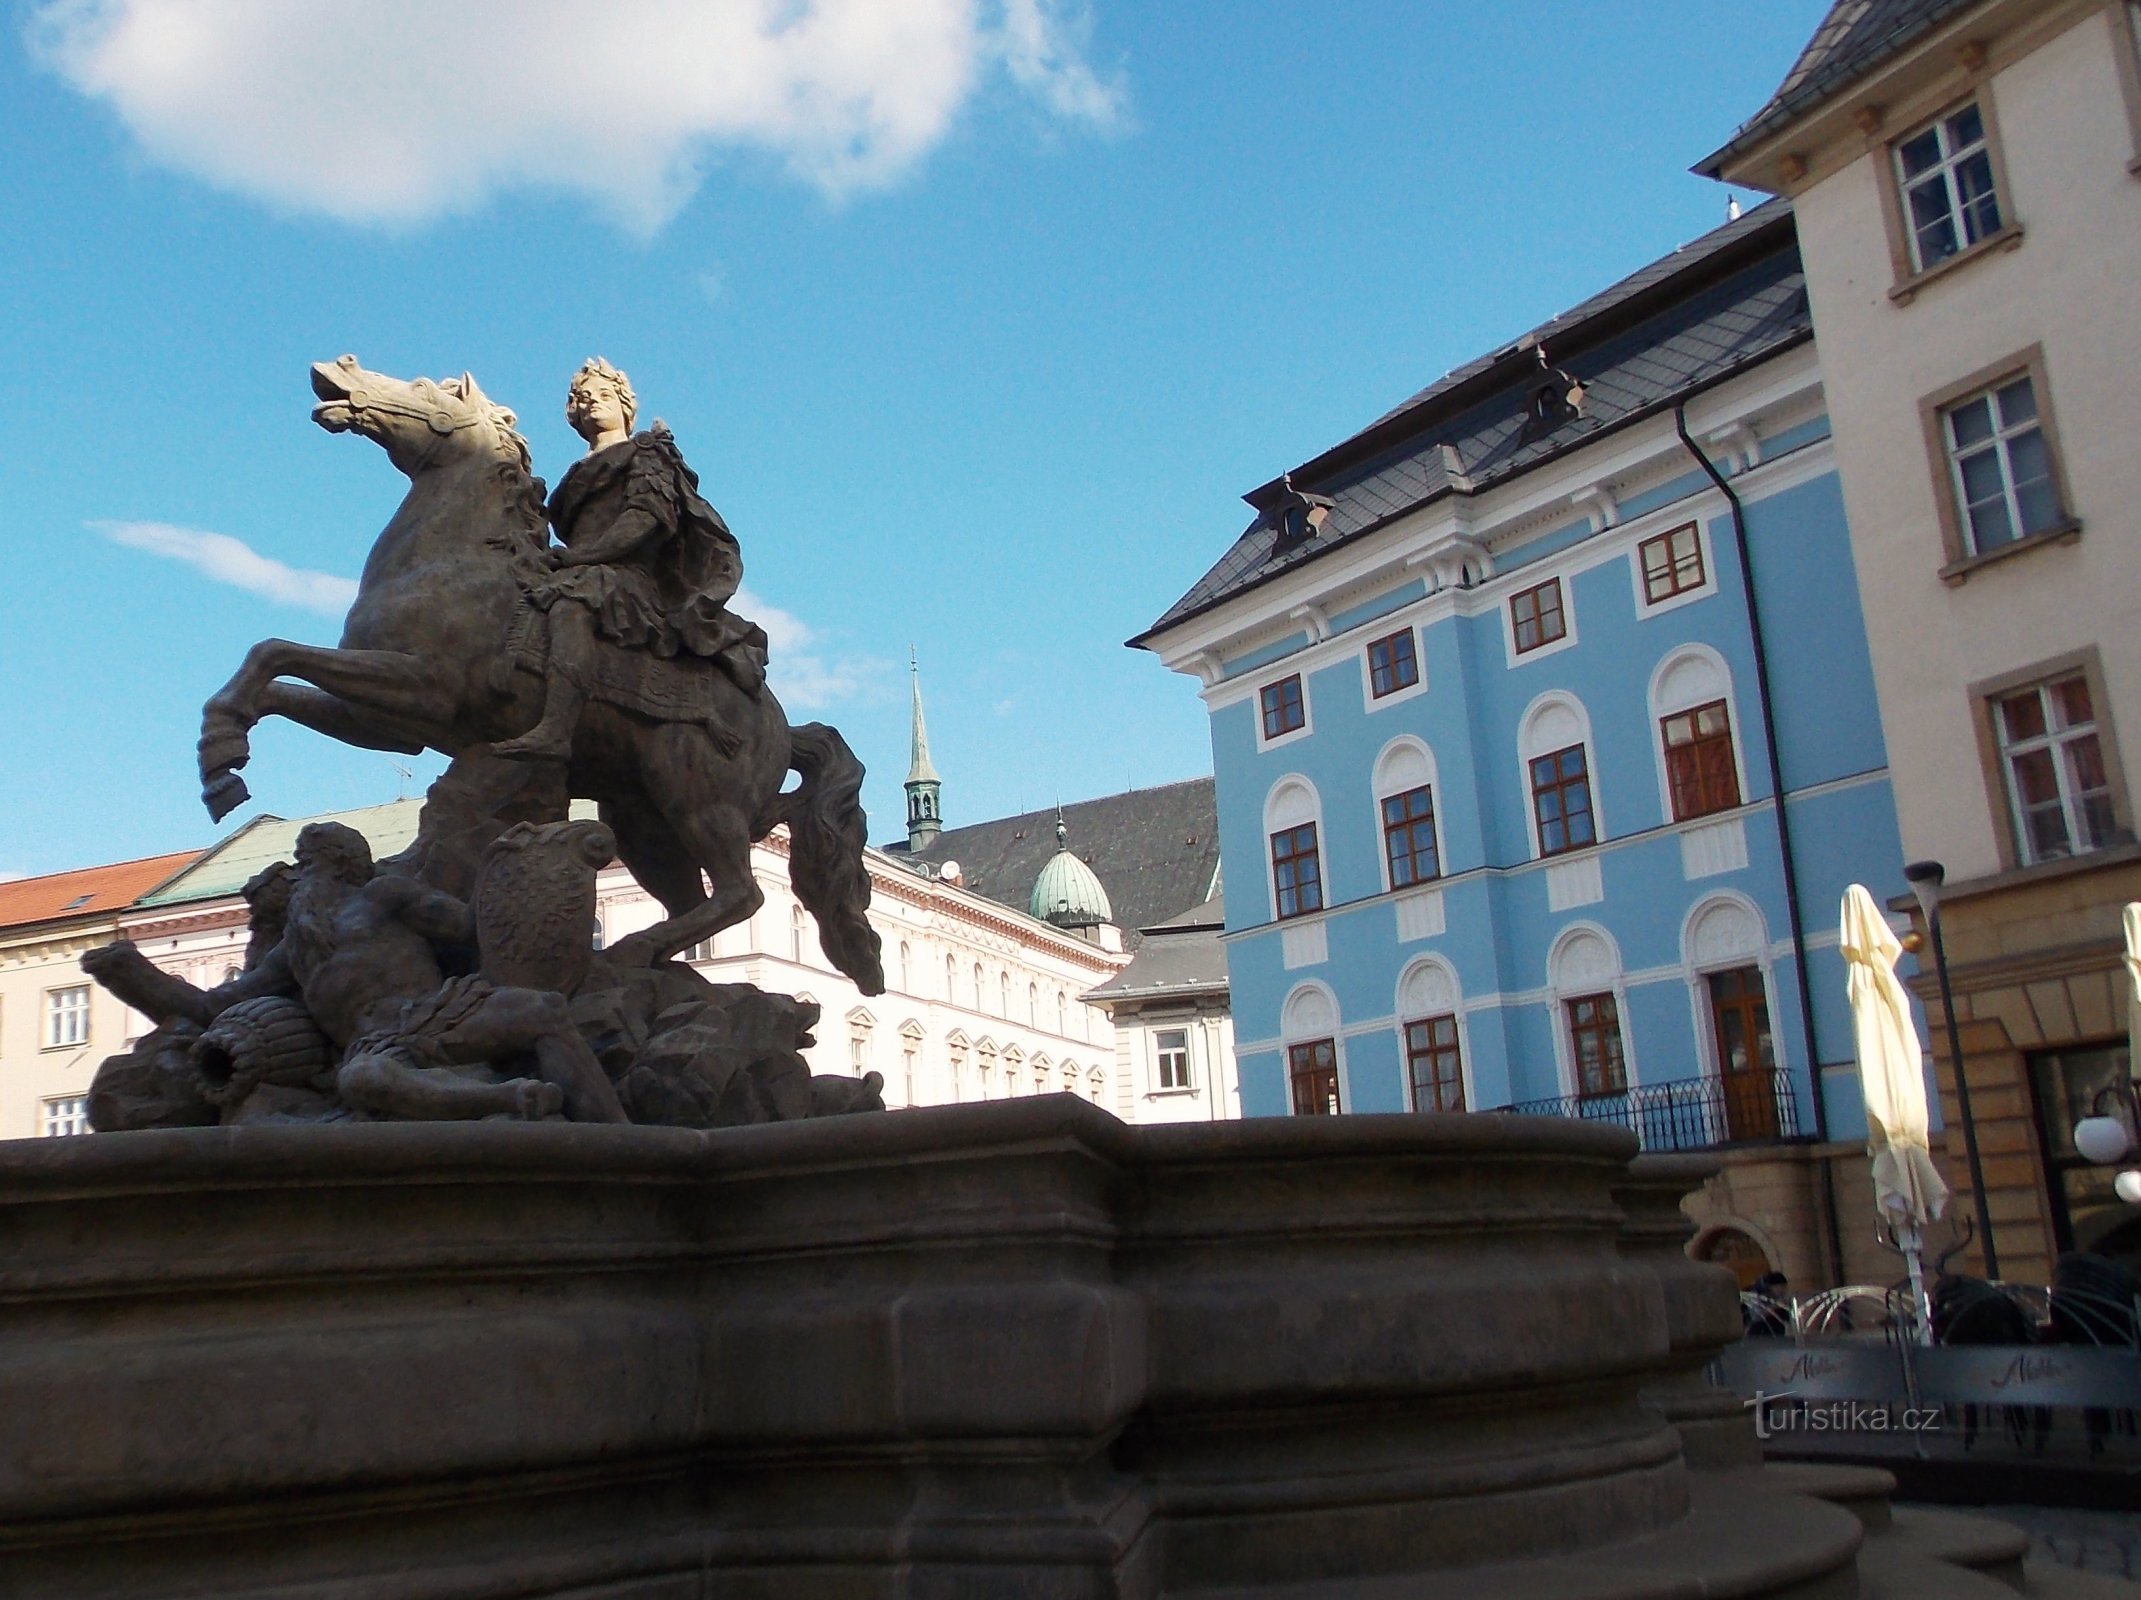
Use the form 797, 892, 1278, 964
1030, 817, 1112, 930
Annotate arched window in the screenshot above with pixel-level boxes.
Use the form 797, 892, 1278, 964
1682, 894, 1785, 1140
1397, 957, 1466, 1113
1373, 736, 1444, 891
1281, 983, 1342, 1116
999, 970, 1011, 1017
1649, 646, 1746, 824
899, 941, 912, 993
790, 905, 806, 962
1028, 982, 1039, 1026
1519, 693, 1600, 858
1056, 989, 1067, 1034
973, 962, 985, 1008
1263, 776, 1325, 922
1548, 923, 1628, 1100
946, 953, 957, 999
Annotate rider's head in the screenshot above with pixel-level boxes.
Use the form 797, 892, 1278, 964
294, 821, 375, 887
568, 358, 636, 441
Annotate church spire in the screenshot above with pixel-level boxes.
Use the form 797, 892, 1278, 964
905, 648, 943, 851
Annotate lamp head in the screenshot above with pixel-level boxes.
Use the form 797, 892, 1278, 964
2075, 1114, 2134, 1166
2116, 1169, 2141, 1206
1903, 860, 1946, 923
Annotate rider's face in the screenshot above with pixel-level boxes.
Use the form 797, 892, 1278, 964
567, 379, 628, 442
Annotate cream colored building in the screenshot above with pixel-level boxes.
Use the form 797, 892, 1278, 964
1701, 0, 2141, 1276
54, 798, 1136, 1121
0, 850, 201, 1141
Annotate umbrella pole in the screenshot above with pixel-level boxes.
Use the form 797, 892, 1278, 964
1897, 1220, 1934, 1347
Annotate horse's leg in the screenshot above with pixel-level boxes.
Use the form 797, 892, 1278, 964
200, 640, 445, 819
603, 737, 765, 968
255, 682, 427, 755
604, 799, 708, 920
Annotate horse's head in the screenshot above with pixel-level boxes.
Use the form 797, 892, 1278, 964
310, 355, 532, 479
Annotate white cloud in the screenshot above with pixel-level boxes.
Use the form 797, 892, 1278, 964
96, 520, 359, 615
737, 585, 883, 714
30, 0, 1126, 231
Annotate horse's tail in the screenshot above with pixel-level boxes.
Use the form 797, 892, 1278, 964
784, 722, 885, 996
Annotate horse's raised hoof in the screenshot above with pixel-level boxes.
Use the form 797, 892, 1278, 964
489, 732, 573, 763
198, 726, 253, 780
203, 773, 251, 823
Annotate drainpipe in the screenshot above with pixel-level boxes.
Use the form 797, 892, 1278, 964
1675, 406, 1845, 1287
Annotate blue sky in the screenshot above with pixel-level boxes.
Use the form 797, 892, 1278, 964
0, 1, 1832, 878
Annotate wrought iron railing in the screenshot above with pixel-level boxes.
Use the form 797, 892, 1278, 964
1503, 1068, 1800, 1151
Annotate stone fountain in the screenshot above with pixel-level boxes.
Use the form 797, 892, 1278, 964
5, 361, 2108, 1599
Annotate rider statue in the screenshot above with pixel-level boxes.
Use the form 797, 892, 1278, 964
493, 358, 770, 763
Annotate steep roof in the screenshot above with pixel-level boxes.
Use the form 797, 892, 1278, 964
0, 849, 204, 933
1694, 0, 1984, 177
1135, 202, 1808, 644
888, 777, 1219, 949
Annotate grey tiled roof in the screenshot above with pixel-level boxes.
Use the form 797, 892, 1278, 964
1136, 203, 1808, 644
1084, 888, 1228, 1003
885, 778, 1219, 950
1693, 0, 1983, 176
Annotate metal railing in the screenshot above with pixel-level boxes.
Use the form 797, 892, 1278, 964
1504, 1067, 1800, 1151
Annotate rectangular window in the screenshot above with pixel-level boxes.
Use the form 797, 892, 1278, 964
1270, 822, 1323, 919
1154, 1027, 1192, 1091
1288, 1038, 1341, 1115
1367, 628, 1420, 698
1894, 101, 2002, 271
1941, 375, 2060, 555
1996, 675, 2116, 864
1661, 700, 1742, 821
684, 938, 715, 962
1566, 993, 1626, 1097
40, 1096, 90, 1137
1260, 674, 1305, 739
1381, 784, 1440, 887
1510, 578, 1566, 654
44, 986, 89, 1049
1638, 523, 1706, 604
1405, 1014, 1465, 1112
1529, 745, 1596, 856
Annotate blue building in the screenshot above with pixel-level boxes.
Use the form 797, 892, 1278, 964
1134, 203, 1907, 1289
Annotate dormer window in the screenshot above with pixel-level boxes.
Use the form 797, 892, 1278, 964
1269, 473, 1334, 553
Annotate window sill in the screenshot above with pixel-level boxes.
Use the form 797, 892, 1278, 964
1889, 222, 2025, 304
1146, 1086, 1199, 1099
1937, 517, 2081, 585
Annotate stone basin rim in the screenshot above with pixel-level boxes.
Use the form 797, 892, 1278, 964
0, 1095, 1638, 1195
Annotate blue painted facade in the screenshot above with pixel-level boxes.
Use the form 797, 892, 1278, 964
1205, 446, 1903, 1145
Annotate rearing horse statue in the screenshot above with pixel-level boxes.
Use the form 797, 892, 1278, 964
196, 356, 883, 993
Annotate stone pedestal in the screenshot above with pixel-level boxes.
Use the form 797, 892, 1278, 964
0, 1103, 1859, 1598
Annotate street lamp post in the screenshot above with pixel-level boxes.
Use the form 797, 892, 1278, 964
1903, 860, 1999, 1281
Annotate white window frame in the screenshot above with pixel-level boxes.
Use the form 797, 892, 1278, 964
1501, 572, 1577, 667
1679, 893, 1786, 1086
1256, 671, 1314, 750
44, 985, 90, 1050
1546, 923, 1635, 1099
1939, 374, 2060, 556
40, 1096, 90, 1137
1280, 981, 1348, 1117
1647, 646, 1750, 828
1372, 736, 1446, 894
1517, 692, 1603, 860
1396, 957, 1473, 1114
1359, 623, 1428, 710
1995, 675, 2117, 865
1263, 775, 1327, 924
1153, 1026, 1194, 1093
1628, 516, 1717, 618
1892, 100, 2002, 272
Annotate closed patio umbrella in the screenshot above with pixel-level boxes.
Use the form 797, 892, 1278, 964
1842, 883, 1949, 1342
2124, 902, 2141, 1071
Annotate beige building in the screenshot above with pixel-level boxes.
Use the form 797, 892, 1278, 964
0, 850, 201, 1141
1701, 0, 2141, 1277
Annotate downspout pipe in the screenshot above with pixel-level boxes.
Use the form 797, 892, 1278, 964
1675, 406, 1845, 1284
